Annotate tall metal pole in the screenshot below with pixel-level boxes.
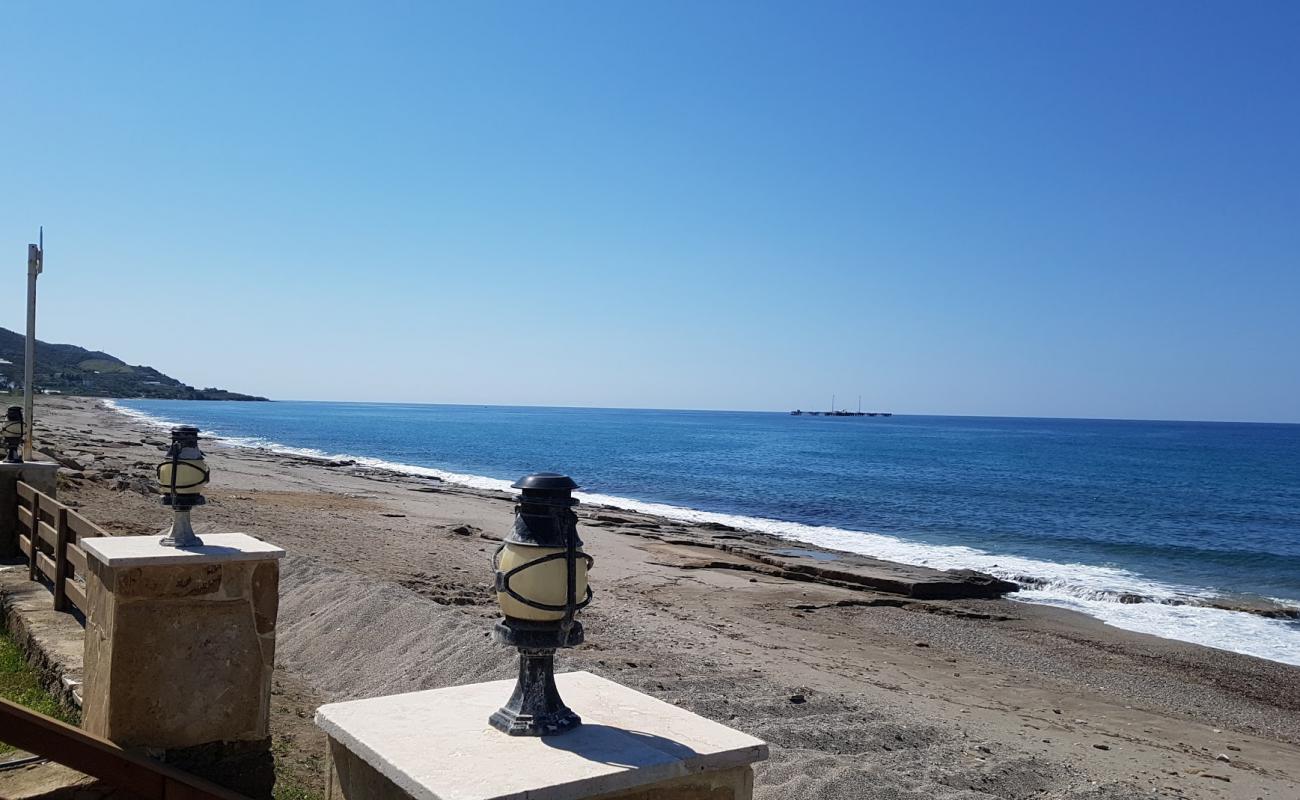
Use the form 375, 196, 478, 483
23, 229, 42, 462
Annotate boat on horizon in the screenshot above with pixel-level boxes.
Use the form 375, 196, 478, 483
791, 395, 890, 417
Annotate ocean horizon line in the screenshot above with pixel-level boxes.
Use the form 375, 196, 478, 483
139, 396, 1300, 428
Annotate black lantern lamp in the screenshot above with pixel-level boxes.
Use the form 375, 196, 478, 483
490, 473, 594, 736
2, 407, 25, 464
156, 426, 211, 548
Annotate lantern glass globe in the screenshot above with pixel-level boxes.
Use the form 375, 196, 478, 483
496, 543, 589, 622
158, 459, 209, 494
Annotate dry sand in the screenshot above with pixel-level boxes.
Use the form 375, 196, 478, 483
28, 396, 1300, 799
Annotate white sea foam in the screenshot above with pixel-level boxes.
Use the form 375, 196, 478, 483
101, 399, 1300, 666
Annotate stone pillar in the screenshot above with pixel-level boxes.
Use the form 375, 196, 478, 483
0, 461, 60, 559
80, 533, 286, 798
316, 670, 768, 800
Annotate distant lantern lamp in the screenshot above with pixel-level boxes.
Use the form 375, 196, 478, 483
156, 426, 210, 547
489, 473, 594, 736
2, 406, 25, 463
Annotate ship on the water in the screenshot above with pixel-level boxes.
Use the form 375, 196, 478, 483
791, 395, 891, 417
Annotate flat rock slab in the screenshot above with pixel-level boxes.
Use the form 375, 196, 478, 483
81, 532, 284, 567
639, 539, 1017, 599
316, 670, 769, 800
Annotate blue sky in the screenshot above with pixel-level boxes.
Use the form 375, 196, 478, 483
1, 2, 1297, 421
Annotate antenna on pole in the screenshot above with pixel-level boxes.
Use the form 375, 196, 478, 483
23, 230, 43, 461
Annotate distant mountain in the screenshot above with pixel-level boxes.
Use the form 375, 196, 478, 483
0, 327, 267, 401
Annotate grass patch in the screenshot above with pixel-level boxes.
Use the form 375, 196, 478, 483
271, 737, 325, 800
273, 786, 323, 800
0, 627, 79, 754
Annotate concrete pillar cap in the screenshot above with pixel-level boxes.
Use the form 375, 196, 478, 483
81, 532, 285, 568
316, 670, 768, 800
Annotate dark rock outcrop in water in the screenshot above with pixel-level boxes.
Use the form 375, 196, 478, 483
0, 326, 267, 400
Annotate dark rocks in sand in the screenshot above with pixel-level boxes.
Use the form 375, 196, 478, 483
37, 447, 86, 470
408, 487, 441, 493
1093, 744, 1110, 750
938, 570, 1020, 598
669, 540, 1018, 601
282, 454, 358, 469
1203, 598, 1300, 620
788, 694, 807, 704
450, 524, 480, 536
588, 514, 660, 530
747, 555, 1017, 600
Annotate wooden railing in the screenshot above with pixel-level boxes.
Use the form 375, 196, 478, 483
15, 481, 109, 617
0, 698, 249, 799
7, 487, 254, 799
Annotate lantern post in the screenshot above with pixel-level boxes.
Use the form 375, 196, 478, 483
22, 230, 41, 463
2, 407, 25, 463
156, 425, 211, 547
489, 472, 594, 736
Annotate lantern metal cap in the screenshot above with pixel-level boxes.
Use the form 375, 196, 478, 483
170, 425, 201, 442
6, 406, 22, 421
511, 473, 579, 492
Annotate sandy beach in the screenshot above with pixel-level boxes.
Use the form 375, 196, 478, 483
25, 396, 1300, 799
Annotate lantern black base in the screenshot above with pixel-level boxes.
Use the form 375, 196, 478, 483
493, 617, 585, 649
489, 648, 581, 737
162, 494, 206, 509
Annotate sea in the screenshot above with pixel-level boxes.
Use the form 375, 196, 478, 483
107, 399, 1300, 666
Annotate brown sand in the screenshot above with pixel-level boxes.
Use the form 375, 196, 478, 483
28, 396, 1300, 799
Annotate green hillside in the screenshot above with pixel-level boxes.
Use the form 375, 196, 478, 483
0, 327, 267, 401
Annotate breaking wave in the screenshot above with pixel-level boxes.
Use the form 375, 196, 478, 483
102, 399, 1300, 666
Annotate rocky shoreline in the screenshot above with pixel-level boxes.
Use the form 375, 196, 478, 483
21, 396, 1300, 800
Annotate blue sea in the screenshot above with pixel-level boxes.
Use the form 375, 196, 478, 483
109, 400, 1300, 666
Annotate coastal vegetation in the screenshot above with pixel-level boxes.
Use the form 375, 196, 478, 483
0, 626, 79, 755
0, 327, 266, 401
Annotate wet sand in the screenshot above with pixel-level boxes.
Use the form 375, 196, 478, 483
30, 396, 1300, 799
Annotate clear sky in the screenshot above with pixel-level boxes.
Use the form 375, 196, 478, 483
2, 2, 1297, 421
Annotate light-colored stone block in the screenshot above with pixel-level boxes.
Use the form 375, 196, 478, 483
80, 531, 285, 567
316, 670, 768, 800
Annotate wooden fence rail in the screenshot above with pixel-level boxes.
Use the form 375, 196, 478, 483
7, 486, 256, 799
15, 480, 109, 617
0, 698, 250, 800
